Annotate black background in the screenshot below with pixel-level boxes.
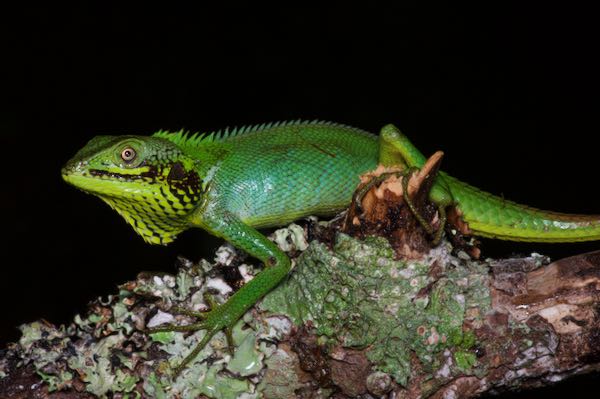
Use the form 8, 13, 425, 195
3, 3, 600, 398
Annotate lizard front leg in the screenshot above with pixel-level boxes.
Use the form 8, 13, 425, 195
147, 210, 291, 377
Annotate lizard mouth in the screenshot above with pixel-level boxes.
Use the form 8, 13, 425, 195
61, 170, 110, 196
61, 156, 155, 193
61, 168, 143, 198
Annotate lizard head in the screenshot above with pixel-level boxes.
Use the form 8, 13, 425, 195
62, 135, 203, 245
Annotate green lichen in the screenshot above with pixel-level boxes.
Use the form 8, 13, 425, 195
66, 331, 139, 396
37, 370, 73, 392
261, 233, 491, 387
454, 351, 477, 371
142, 373, 168, 399
193, 363, 253, 399
149, 330, 177, 345
227, 321, 264, 376
114, 369, 140, 393
3, 223, 497, 398
148, 319, 258, 399
1, 252, 270, 398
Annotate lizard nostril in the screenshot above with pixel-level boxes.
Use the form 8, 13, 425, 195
61, 160, 87, 176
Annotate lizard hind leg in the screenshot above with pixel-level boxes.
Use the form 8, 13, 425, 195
378, 124, 453, 203
378, 124, 455, 243
378, 124, 428, 168
433, 205, 447, 245
401, 167, 436, 236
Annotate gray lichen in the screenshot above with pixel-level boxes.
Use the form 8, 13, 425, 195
261, 233, 491, 389
1, 221, 499, 398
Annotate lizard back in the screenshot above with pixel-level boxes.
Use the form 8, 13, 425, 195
204, 121, 379, 228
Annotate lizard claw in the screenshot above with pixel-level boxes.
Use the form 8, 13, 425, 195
146, 320, 207, 334
164, 291, 221, 320
168, 305, 209, 320
224, 326, 235, 356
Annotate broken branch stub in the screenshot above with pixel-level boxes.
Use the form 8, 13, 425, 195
343, 152, 444, 258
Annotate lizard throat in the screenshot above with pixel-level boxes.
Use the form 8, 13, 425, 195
99, 195, 191, 245
65, 163, 204, 245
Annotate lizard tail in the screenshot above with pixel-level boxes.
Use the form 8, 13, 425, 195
445, 174, 600, 243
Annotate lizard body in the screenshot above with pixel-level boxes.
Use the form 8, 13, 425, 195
62, 121, 600, 375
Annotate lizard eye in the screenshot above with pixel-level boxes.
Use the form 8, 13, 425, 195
121, 147, 137, 163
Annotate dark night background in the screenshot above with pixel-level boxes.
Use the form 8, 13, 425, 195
2, 3, 600, 398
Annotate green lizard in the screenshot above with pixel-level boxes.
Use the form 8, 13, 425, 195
62, 121, 600, 375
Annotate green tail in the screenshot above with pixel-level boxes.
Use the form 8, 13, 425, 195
446, 174, 600, 242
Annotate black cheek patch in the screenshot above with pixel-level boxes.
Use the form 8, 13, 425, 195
167, 162, 186, 181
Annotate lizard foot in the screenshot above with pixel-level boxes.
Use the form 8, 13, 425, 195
400, 167, 448, 245
146, 292, 233, 378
